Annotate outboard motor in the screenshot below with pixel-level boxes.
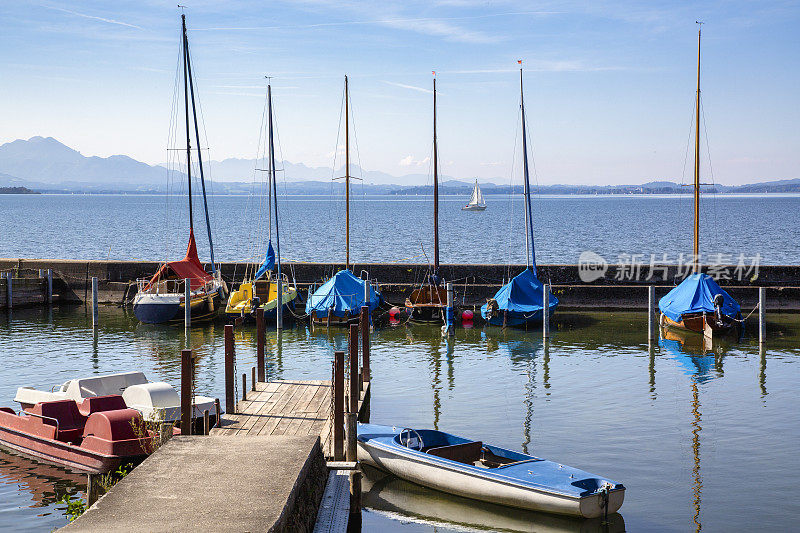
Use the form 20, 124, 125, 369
713, 293, 725, 323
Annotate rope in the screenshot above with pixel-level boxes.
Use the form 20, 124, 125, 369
732, 302, 759, 323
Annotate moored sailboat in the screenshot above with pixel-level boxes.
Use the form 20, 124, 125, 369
406, 73, 447, 324
225, 80, 298, 323
306, 76, 381, 326
461, 179, 486, 211
133, 14, 224, 325
658, 24, 741, 338
482, 62, 558, 327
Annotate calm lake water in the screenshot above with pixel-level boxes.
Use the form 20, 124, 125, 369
1, 193, 799, 264
0, 305, 798, 532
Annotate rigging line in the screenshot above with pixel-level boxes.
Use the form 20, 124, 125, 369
165, 38, 183, 264
507, 105, 521, 279
183, 28, 216, 273
329, 81, 346, 260
679, 96, 697, 259
700, 98, 720, 256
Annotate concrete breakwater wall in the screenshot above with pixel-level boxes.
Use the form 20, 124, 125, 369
2, 259, 800, 310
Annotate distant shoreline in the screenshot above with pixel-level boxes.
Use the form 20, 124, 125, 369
16, 191, 800, 198
0, 186, 39, 194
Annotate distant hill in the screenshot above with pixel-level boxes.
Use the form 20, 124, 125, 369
0, 136, 797, 194
0, 186, 38, 194
0, 136, 168, 189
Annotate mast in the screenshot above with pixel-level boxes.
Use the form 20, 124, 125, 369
268, 82, 283, 329
181, 14, 193, 232
183, 16, 216, 273
345, 75, 350, 271
693, 23, 702, 274
433, 73, 440, 275
519, 63, 537, 276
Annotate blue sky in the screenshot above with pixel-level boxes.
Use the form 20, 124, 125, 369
1, 1, 798, 184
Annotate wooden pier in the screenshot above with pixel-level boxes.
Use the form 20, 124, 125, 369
211, 378, 369, 457
62, 315, 373, 532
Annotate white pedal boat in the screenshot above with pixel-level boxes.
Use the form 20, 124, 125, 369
357, 424, 625, 519
14, 371, 216, 424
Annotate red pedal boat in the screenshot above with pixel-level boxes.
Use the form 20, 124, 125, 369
0, 395, 153, 474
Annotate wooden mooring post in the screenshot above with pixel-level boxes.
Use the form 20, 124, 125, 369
349, 324, 359, 414
87, 473, 102, 507
47, 269, 53, 304
91, 277, 99, 327
180, 349, 193, 436
224, 324, 235, 414
542, 283, 550, 339
4, 271, 11, 310
256, 308, 265, 382
759, 287, 766, 345
648, 286, 657, 341
333, 350, 345, 461
184, 278, 191, 329
242, 373, 247, 401
360, 305, 370, 383
203, 409, 210, 436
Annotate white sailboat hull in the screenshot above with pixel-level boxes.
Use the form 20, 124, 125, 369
461, 204, 486, 211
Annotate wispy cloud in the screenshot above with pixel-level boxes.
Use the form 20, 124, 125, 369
193, 10, 558, 43
48, 7, 144, 30
399, 155, 430, 167
383, 81, 432, 94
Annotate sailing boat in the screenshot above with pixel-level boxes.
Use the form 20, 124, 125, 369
461, 179, 486, 211
481, 62, 558, 327
133, 14, 225, 325
405, 73, 448, 324
225, 80, 298, 323
658, 24, 741, 338
306, 76, 381, 327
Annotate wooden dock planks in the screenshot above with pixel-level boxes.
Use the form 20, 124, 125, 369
210, 380, 333, 449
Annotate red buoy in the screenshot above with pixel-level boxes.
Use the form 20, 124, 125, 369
461, 309, 474, 329
389, 306, 402, 325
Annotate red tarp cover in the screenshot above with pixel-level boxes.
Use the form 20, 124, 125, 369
146, 229, 213, 291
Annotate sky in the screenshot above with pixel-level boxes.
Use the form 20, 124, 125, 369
1, 0, 798, 185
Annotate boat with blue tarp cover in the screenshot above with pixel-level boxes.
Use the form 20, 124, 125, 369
307, 76, 381, 326
482, 63, 558, 327
306, 269, 380, 325
659, 273, 741, 335
658, 27, 741, 338
357, 423, 624, 518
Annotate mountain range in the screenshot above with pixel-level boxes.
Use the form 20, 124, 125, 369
0, 136, 797, 195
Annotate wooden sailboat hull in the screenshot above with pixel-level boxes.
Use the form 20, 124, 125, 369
405, 285, 448, 324
660, 312, 740, 338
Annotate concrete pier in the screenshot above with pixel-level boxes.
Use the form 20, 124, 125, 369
2, 259, 799, 311
61, 436, 326, 532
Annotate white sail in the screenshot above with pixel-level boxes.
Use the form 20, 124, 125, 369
469, 180, 485, 206
462, 179, 486, 211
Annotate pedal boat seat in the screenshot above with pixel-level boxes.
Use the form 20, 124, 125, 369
34, 400, 87, 444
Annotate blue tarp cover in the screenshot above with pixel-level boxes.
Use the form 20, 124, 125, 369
253, 241, 275, 281
658, 273, 741, 323
485, 268, 558, 314
305, 269, 381, 317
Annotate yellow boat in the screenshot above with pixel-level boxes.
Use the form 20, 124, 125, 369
225, 272, 298, 323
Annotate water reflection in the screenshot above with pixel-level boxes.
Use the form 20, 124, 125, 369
363, 465, 625, 533
657, 327, 732, 533
0, 449, 85, 530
